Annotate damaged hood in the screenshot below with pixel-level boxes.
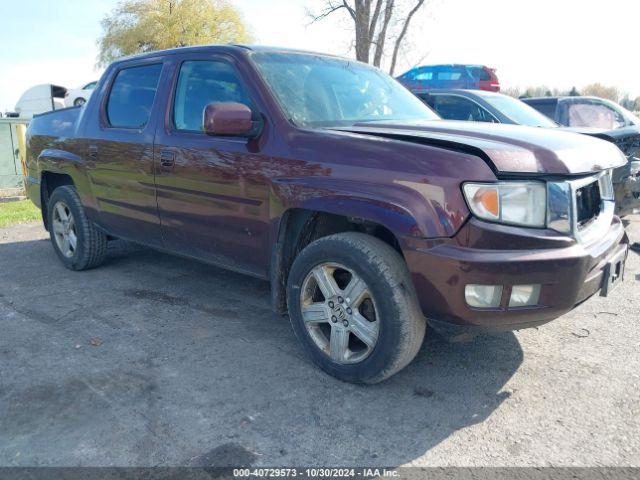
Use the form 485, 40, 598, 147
336, 120, 627, 175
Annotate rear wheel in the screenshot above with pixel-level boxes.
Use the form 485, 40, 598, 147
287, 232, 426, 384
73, 97, 86, 107
47, 186, 107, 270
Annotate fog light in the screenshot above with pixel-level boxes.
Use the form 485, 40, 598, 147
465, 284, 502, 308
509, 284, 541, 307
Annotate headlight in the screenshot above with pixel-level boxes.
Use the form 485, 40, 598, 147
463, 182, 547, 227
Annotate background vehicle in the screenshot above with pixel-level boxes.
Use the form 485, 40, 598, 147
64, 81, 98, 107
24, 46, 628, 384
522, 96, 640, 130
418, 89, 556, 127
418, 90, 640, 216
13, 84, 67, 119
397, 64, 499, 92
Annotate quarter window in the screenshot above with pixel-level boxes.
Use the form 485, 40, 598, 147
173, 60, 253, 132
106, 64, 162, 129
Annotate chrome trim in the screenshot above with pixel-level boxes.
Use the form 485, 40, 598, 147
547, 181, 571, 234
548, 170, 615, 244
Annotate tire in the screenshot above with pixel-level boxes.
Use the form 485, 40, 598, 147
73, 98, 86, 107
47, 185, 107, 271
286, 232, 426, 384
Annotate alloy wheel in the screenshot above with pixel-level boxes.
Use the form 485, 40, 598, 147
300, 263, 379, 364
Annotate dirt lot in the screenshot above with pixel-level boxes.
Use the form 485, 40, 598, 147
0, 217, 639, 467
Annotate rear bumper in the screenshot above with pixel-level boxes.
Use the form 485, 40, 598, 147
402, 217, 629, 332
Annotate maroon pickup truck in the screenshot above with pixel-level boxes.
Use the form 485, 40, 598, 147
25, 46, 629, 383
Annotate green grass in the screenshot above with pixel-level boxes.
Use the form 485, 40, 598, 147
0, 200, 40, 227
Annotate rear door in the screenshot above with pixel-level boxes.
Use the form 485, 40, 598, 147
153, 54, 271, 277
83, 60, 167, 246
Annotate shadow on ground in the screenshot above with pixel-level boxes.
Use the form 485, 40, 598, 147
0, 231, 523, 467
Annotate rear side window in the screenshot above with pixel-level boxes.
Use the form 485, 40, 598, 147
173, 60, 253, 132
468, 67, 491, 81
106, 64, 163, 129
437, 70, 462, 81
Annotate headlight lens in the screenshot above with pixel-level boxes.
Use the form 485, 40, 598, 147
463, 182, 547, 227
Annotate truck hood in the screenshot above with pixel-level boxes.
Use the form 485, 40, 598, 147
336, 120, 627, 175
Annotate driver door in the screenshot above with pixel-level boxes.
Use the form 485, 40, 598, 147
153, 55, 271, 277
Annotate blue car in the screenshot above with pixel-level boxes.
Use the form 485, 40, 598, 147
397, 64, 500, 92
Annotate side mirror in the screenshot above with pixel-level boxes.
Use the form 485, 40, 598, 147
203, 102, 253, 136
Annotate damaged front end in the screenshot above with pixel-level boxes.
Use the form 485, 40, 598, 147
613, 157, 640, 217
612, 133, 640, 216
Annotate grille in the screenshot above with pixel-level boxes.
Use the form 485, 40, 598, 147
575, 180, 601, 228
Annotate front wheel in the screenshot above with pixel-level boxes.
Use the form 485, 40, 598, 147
286, 232, 426, 384
73, 97, 86, 107
47, 185, 107, 270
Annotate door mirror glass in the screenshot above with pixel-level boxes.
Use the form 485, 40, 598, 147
203, 102, 253, 136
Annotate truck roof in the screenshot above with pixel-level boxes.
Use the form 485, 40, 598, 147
111, 44, 350, 64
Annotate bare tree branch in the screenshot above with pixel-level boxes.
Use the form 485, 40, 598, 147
372, 0, 394, 67
368, 0, 384, 43
389, 0, 425, 75
308, 1, 349, 23
310, 0, 429, 70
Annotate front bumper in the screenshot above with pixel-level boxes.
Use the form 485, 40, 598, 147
402, 216, 629, 333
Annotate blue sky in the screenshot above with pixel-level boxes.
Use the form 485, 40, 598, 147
1, 0, 639, 112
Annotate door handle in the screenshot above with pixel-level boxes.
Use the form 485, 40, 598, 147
159, 150, 175, 168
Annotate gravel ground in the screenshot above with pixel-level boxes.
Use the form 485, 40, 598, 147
0, 217, 638, 467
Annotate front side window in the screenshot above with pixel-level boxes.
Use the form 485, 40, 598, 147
432, 95, 495, 122
252, 52, 438, 128
414, 68, 434, 81
526, 100, 557, 120
173, 60, 253, 132
106, 64, 162, 129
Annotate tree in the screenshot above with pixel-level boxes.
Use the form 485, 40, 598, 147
98, 0, 251, 66
568, 86, 580, 96
581, 83, 619, 102
310, 0, 429, 75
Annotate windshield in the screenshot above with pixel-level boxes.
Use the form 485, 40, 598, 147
601, 98, 640, 126
481, 93, 557, 127
251, 52, 439, 128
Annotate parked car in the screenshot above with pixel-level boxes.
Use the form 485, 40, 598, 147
419, 90, 640, 216
14, 84, 67, 119
522, 96, 640, 130
397, 64, 500, 92
418, 89, 556, 127
25, 46, 628, 384
64, 81, 98, 107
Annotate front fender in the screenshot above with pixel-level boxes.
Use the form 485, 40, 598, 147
270, 176, 469, 240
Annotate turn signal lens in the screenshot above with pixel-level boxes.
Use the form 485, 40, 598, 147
474, 187, 499, 218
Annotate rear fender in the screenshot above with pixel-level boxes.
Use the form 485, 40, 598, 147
37, 149, 99, 221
